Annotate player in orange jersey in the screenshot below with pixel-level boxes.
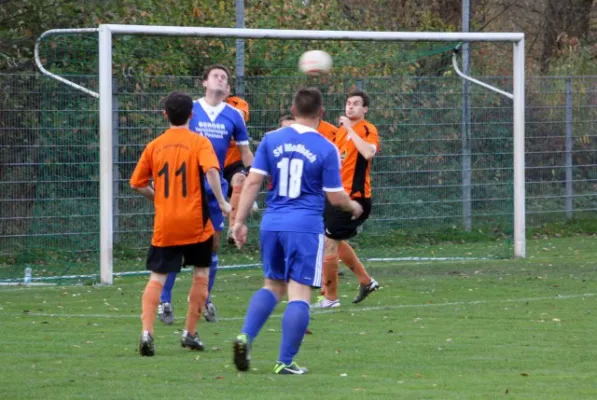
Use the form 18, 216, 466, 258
130, 92, 231, 356
223, 94, 258, 244
312, 90, 380, 308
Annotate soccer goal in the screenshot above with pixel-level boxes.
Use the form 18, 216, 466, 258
22, 25, 525, 285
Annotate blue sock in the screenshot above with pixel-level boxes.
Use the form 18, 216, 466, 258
241, 288, 279, 342
207, 253, 218, 304
160, 272, 177, 303
278, 300, 310, 365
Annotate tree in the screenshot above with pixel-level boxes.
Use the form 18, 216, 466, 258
540, 0, 594, 72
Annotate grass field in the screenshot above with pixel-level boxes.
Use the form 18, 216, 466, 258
1, 235, 597, 399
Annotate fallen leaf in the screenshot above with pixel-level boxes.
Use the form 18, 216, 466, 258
216, 376, 224, 380
520, 372, 529, 377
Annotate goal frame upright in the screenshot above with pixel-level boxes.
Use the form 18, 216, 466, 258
36, 24, 526, 284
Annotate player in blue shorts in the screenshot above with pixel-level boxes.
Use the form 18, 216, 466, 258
158, 64, 253, 324
230, 87, 363, 375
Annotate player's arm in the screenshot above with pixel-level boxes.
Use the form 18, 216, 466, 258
235, 171, 264, 225
130, 146, 155, 201
323, 145, 363, 218
233, 114, 254, 168
238, 144, 254, 168
205, 168, 231, 214
232, 138, 269, 248
199, 138, 231, 214
339, 117, 376, 160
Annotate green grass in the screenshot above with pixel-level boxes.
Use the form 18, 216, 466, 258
1, 235, 597, 399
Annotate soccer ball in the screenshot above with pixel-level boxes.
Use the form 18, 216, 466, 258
298, 50, 332, 76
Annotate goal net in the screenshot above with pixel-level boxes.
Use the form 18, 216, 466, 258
0, 26, 525, 284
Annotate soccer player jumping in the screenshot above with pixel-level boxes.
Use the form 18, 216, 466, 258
157, 65, 253, 324
313, 90, 381, 309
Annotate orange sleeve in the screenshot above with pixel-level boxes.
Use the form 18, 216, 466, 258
198, 137, 221, 173
130, 144, 153, 188
365, 123, 380, 152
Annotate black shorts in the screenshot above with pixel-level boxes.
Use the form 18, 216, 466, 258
324, 198, 372, 241
146, 236, 213, 274
223, 161, 247, 197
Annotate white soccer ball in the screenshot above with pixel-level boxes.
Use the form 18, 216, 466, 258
298, 50, 332, 76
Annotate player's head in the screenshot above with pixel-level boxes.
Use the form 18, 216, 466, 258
291, 87, 324, 119
202, 64, 231, 97
226, 96, 250, 122
278, 114, 295, 127
345, 90, 370, 121
164, 92, 193, 126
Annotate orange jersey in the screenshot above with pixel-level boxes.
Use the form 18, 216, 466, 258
317, 120, 338, 144
130, 128, 220, 246
335, 120, 380, 199
224, 96, 249, 168
224, 140, 242, 168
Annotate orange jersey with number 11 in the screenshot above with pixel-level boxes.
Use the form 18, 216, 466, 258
130, 128, 220, 247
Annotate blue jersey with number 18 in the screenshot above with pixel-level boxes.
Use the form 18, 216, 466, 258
251, 123, 344, 234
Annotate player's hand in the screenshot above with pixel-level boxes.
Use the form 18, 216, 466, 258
232, 222, 248, 249
219, 201, 232, 216
349, 200, 363, 220
338, 116, 351, 128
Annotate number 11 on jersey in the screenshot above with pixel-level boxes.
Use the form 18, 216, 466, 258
277, 157, 304, 199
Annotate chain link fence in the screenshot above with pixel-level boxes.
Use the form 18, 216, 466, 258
1, 74, 596, 281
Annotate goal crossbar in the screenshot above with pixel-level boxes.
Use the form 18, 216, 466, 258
35, 24, 526, 284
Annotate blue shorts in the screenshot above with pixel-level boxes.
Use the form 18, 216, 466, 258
206, 179, 229, 232
260, 230, 324, 288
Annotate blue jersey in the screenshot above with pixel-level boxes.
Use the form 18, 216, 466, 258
251, 123, 344, 234
189, 98, 249, 171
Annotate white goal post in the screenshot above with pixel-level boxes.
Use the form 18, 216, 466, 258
35, 24, 526, 284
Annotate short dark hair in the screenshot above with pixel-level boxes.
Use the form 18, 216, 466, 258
164, 92, 193, 126
202, 64, 231, 81
278, 114, 295, 125
346, 89, 370, 107
292, 87, 323, 118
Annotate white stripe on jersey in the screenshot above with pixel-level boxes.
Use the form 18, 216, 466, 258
313, 233, 324, 287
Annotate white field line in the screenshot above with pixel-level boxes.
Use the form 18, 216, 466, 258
0, 257, 490, 284
5, 292, 596, 321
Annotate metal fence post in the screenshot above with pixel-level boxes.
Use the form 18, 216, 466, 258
112, 77, 120, 243
565, 77, 574, 220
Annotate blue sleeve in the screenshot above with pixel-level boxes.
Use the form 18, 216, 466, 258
233, 112, 250, 145
322, 144, 343, 191
251, 136, 269, 175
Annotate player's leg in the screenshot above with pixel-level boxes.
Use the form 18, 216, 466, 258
234, 230, 285, 372
312, 237, 341, 308
204, 187, 227, 322
227, 168, 246, 244
157, 272, 176, 325
340, 199, 379, 303
140, 245, 183, 356
274, 231, 322, 375
339, 240, 380, 303
180, 237, 213, 351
